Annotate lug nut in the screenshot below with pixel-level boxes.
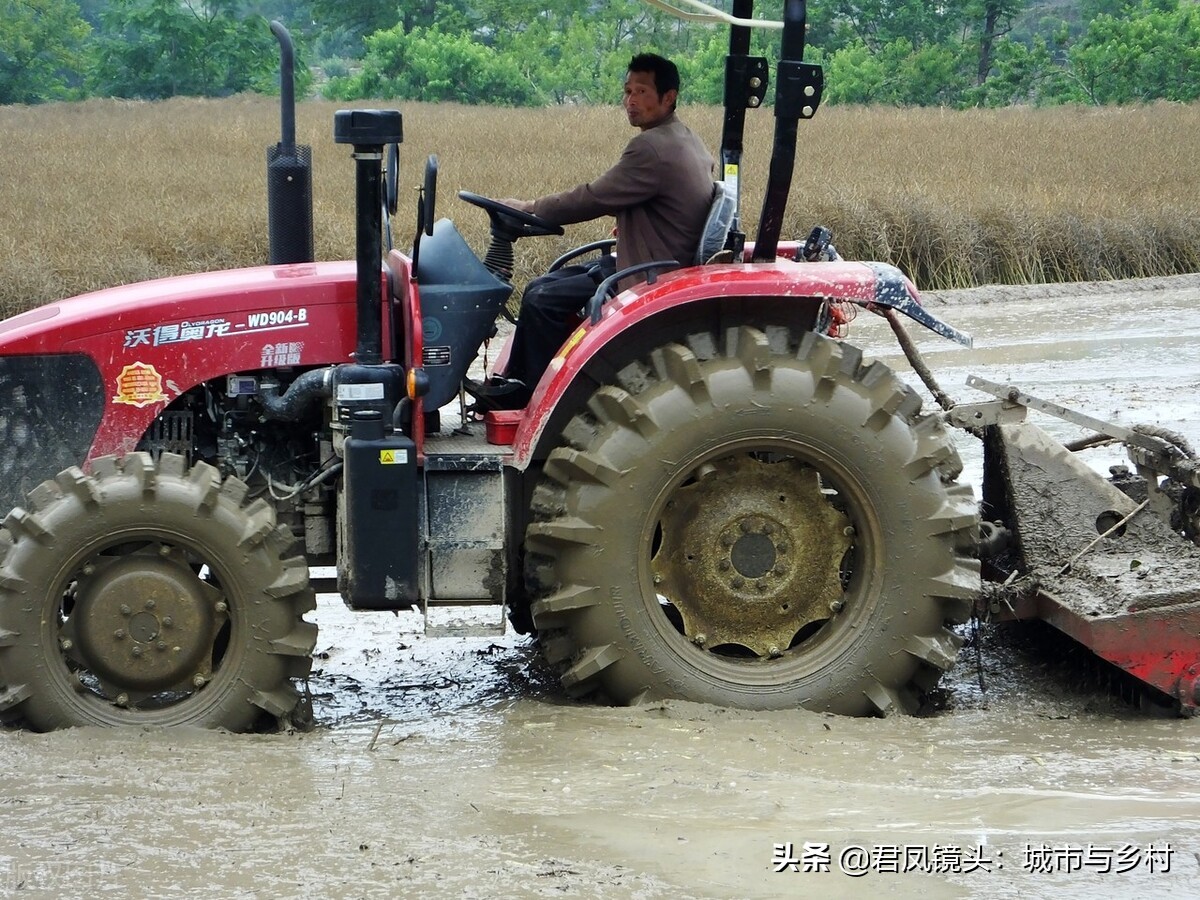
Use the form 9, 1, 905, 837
81, 564, 95, 576
192, 674, 206, 688
131, 646, 143, 658
829, 599, 845, 613
215, 601, 228, 613
731, 576, 744, 589
113, 629, 126, 640
60, 638, 73, 651
120, 604, 132, 616
159, 544, 171, 556
693, 634, 707, 647
162, 617, 173, 628
843, 526, 856, 537
115, 693, 129, 707
718, 559, 731, 571
156, 641, 168, 652
145, 599, 156, 610
768, 645, 782, 658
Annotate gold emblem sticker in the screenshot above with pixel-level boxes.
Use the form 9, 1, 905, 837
112, 362, 169, 408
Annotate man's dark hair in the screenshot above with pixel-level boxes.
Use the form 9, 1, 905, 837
628, 53, 680, 102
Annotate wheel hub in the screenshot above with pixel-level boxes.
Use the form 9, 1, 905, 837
730, 529, 776, 578
71, 551, 221, 692
652, 454, 853, 657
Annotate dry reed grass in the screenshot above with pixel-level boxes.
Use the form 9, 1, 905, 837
2, 96, 1198, 319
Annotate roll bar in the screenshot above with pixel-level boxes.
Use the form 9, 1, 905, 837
640, 0, 820, 263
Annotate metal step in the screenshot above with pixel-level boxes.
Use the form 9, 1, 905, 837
423, 603, 508, 638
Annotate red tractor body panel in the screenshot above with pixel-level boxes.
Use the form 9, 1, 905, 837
0, 262, 362, 462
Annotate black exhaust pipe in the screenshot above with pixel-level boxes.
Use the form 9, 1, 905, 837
267, 21, 314, 265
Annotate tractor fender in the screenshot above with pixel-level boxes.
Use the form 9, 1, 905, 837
509, 260, 968, 467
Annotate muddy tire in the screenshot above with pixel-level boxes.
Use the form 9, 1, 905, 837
0, 453, 316, 731
526, 327, 978, 715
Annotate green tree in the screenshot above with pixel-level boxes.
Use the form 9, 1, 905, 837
498, 17, 610, 104
966, 0, 1029, 84
1066, 0, 1200, 102
89, 0, 279, 99
306, 0, 470, 45
826, 0, 971, 50
0, 0, 92, 104
674, 29, 729, 106
823, 36, 971, 106
823, 39, 889, 103
966, 34, 1071, 105
818, 1, 1011, 105
324, 25, 537, 105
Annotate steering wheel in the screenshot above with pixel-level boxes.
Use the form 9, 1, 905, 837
458, 191, 564, 241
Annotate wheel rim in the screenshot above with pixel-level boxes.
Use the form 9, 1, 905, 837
52, 534, 238, 713
646, 439, 877, 678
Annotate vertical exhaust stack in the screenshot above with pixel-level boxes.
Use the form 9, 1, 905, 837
267, 21, 314, 265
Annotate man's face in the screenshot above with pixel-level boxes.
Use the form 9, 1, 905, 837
623, 69, 676, 129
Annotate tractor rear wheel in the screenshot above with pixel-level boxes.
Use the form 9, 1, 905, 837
0, 453, 316, 731
526, 327, 978, 715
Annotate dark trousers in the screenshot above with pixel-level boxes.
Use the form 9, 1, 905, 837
503, 258, 612, 391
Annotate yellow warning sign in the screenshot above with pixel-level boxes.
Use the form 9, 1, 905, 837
379, 449, 407, 465
112, 362, 169, 408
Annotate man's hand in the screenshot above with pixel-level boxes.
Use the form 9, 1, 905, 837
496, 198, 535, 214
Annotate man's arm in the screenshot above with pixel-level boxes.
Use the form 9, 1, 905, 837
504, 137, 662, 227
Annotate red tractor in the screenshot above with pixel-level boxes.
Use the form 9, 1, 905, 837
1, 1, 1197, 731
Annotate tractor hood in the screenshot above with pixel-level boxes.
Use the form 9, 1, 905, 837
0, 261, 367, 515
0, 261, 360, 362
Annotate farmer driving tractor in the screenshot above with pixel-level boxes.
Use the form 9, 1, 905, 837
468, 52, 716, 410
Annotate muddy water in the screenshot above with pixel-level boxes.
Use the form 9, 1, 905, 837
3, 277, 1200, 899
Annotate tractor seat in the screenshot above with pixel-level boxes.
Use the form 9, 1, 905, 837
694, 182, 736, 265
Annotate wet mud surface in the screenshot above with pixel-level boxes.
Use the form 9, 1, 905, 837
4, 276, 1200, 898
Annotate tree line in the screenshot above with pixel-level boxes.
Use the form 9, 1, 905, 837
4, 0, 1199, 107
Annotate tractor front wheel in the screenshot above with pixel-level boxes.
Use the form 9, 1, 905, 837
0, 453, 316, 731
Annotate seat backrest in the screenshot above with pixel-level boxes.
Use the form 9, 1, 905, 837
694, 182, 736, 265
